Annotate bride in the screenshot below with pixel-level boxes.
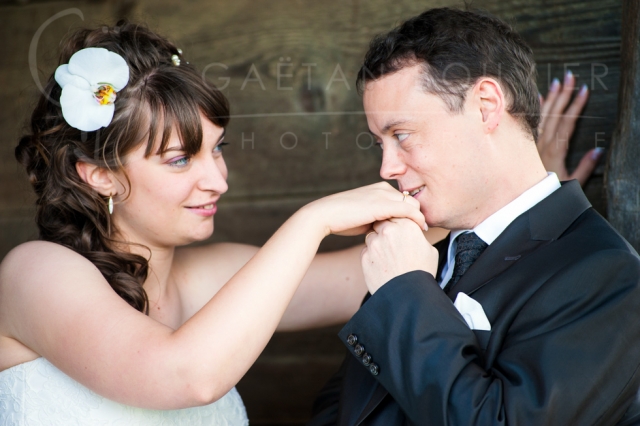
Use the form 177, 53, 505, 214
0, 21, 596, 425
0, 21, 426, 425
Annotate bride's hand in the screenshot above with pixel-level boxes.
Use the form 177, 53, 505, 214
301, 182, 427, 237
537, 71, 602, 185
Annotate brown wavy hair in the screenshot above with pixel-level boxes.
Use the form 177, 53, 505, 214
15, 20, 230, 313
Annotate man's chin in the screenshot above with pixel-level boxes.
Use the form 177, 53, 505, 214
422, 210, 443, 229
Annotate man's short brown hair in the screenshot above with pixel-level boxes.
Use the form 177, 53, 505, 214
357, 8, 540, 141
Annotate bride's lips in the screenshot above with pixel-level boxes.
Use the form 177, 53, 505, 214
186, 203, 218, 217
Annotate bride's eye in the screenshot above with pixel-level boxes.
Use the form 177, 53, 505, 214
214, 142, 229, 153
168, 156, 190, 167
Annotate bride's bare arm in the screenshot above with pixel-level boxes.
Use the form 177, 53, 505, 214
180, 228, 448, 333
0, 182, 424, 410
278, 226, 450, 331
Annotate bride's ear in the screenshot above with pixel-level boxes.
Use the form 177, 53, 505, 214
76, 161, 119, 197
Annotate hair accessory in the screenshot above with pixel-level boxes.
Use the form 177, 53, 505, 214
171, 48, 183, 66
54, 47, 130, 132
108, 194, 114, 215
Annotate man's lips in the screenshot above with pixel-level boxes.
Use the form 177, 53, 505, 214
401, 185, 425, 197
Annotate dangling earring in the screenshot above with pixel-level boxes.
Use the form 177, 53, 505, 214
108, 194, 114, 215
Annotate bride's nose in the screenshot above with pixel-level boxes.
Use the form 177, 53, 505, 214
196, 156, 228, 195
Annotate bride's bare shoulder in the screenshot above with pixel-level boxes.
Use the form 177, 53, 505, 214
2, 240, 88, 264
0, 241, 99, 291
0, 241, 109, 355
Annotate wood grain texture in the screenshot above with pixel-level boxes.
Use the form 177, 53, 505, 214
0, 0, 622, 255
0, 1, 625, 424
607, 0, 640, 251
235, 325, 345, 424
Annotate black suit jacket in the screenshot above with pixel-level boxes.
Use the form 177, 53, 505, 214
309, 180, 640, 426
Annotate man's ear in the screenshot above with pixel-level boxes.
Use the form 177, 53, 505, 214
475, 78, 505, 134
75, 161, 118, 197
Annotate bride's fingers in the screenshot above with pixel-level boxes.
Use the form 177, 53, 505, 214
372, 185, 425, 229
568, 148, 603, 186
542, 72, 576, 145
382, 202, 427, 231
539, 78, 560, 137
555, 85, 589, 145
402, 192, 421, 210
326, 182, 426, 232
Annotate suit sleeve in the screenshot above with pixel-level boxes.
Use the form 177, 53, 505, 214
339, 250, 640, 425
308, 353, 346, 425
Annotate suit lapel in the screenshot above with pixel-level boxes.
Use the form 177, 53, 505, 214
447, 213, 547, 299
447, 180, 591, 299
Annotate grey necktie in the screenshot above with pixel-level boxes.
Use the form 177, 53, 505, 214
444, 232, 488, 293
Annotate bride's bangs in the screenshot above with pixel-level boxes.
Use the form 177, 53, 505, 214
138, 67, 230, 158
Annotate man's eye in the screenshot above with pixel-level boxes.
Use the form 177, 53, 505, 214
395, 133, 409, 142
168, 156, 190, 167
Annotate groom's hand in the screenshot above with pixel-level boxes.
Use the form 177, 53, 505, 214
361, 218, 439, 294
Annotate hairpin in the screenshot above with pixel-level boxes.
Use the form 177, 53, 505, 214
172, 48, 182, 66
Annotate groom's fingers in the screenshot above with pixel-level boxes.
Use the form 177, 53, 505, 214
391, 202, 427, 231
372, 220, 389, 234
374, 217, 420, 233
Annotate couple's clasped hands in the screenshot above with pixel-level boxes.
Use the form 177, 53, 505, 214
308, 181, 437, 295
362, 218, 438, 294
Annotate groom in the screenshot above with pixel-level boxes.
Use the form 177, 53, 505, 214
309, 7, 640, 426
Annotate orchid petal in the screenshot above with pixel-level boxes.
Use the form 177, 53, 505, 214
60, 84, 115, 132
54, 64, 90, 90
67, 47, 129, 90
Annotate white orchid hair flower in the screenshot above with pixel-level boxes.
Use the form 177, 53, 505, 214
54, 47, 130, 132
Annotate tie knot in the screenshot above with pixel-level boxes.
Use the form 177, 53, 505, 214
445, 232, 488, 292
456, 232, 487, 255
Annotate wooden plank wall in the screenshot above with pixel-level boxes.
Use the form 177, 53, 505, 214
0, 0, 622, 424
608, 0, 640, 250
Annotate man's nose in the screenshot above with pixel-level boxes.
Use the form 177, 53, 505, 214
379, 145, 407, 180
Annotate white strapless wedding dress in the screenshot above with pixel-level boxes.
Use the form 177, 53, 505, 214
0, 358, 248, 425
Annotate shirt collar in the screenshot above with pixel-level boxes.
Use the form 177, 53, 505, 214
439, 172, 561, 285
473, 172, 561, 245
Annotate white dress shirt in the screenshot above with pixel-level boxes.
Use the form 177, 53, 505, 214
439, 172, 561, 288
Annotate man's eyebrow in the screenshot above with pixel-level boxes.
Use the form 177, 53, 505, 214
381, 119, 409, 134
